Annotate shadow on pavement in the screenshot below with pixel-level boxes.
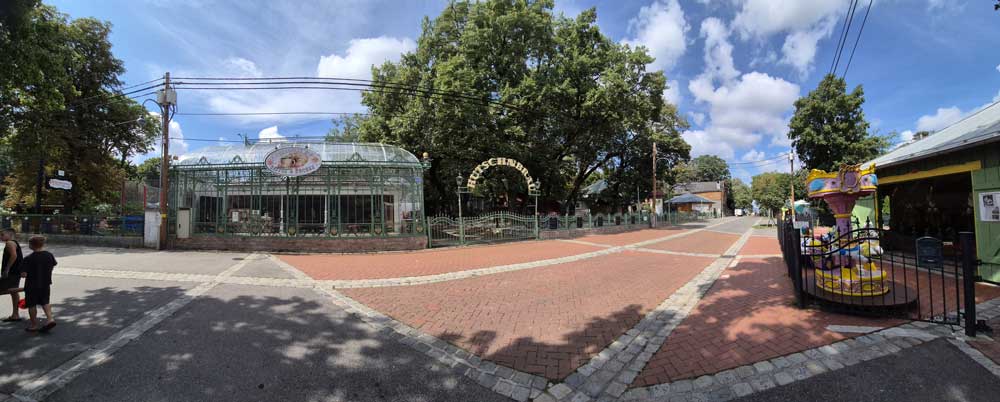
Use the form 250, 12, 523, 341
0, 284, 189, 394
734, 338, 1000, 402
44, 284, 509, 402
439, 304, 646, 380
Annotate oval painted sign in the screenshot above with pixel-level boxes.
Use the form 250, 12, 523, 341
264, 146, 322, 177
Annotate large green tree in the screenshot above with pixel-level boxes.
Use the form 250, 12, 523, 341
751, 171, 808, 215
356, 0, 688, 214
679, 154, 730, 182
787, 74, 889, 172
0, 1, 157, 212
729, 178, 752, 210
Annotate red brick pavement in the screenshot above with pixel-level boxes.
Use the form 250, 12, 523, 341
575, 227, 688, 246
278, 240, 603, 280
634, 257, 904, 386
738, 236, 781, 255
643, 230, 741, 255
343, 251, 716, 380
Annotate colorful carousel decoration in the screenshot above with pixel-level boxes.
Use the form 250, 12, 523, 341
804, 164, 888, 297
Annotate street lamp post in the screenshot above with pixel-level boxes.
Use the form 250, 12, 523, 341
455, 174, 467, 244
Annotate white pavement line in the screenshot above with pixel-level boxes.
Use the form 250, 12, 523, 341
826, 325, 884, 334
738, 254, 783, 259
556, 239, 614, 248
11, 253, 257, 402
55, 267, 216, 283
630, 248, 720, 259
540, 222, 756, 402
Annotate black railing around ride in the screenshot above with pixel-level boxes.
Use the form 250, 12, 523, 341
777, 217, 981, 336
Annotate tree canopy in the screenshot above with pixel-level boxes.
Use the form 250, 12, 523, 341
729, 178, 752, 210
679, 155, 730, 183
750, 171, 808, 214
787, 74, 889, 172
354, 0, 689, 213
0, 1, 157, 212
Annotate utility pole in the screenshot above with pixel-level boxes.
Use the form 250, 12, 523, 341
157, 72, 176, 250
788, 150, 795, 218
652, 143, 657, 227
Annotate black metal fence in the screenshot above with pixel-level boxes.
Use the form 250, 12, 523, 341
778, 217, 982, 336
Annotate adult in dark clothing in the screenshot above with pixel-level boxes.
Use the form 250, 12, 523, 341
22, 235, 56, 332
1, 228, 24, 322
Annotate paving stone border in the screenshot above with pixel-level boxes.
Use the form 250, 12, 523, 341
532, 221, 759, 402
617, 293, 1000, 402
10, 254, 257, 402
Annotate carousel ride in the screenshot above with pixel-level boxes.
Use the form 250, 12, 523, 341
803, 164, 889, 297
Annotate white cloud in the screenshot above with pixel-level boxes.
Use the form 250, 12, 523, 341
730, 0, 848, 77
136, 112, 187, 162
686, 17, 800, 159
316, 37, 416, 78
916, 106, 963, 131
682, 129, 734, 159
741, 149, 766, 162
927, 0, 964, 12
687, 111, 706, 126
898, 129, 914, 143
622, 0, 690, 71
200, 37, 414, 124
663, 80, 682, 106
258, 125, 286, 141
996, 64, 1000, 73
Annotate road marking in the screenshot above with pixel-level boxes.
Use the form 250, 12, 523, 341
826, 325, 884, 334
11, 253, 257, 402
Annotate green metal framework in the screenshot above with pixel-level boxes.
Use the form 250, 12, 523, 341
168, 142, 426, 239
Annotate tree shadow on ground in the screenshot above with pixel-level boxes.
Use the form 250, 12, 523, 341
38, 284, 508, 402
633, 257, 904, 386
437, 304, 647, 381
0, 285, 190, 394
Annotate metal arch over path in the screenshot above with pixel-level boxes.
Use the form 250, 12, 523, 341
465, 157, 540, 193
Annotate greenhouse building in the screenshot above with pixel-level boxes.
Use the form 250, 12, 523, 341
167, 141, 429, 252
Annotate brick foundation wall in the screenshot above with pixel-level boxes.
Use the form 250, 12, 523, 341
539, 223, 650, 240
170, 235, 427, 253
15, 234, 144, 248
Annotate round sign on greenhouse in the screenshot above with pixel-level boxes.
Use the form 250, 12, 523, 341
264, 146, 322, 177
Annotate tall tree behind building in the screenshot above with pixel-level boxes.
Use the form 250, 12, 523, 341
787, 74, 889, 172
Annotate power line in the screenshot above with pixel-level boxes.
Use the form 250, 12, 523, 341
830, 0, 859, 76
117, 77, 164, 92
176, 111, 367, 116
726, 152, 790, 165
842, 0, 873, 79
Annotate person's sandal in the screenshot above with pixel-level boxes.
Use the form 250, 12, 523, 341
40, 322, 56, 333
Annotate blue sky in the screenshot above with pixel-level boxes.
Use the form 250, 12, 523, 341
50, 0, 1000, 182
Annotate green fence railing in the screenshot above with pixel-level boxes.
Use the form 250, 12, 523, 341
1, 214, 144, 237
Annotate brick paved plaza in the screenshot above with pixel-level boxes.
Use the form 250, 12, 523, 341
4, 217, 1000, 402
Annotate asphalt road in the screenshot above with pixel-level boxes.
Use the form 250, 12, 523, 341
734, 338, 1000, 402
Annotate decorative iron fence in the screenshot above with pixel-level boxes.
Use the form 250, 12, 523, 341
1, 214, 144, 237
778, 217, 983, 336
537, 212, 650, 231
428, 212, 538, 247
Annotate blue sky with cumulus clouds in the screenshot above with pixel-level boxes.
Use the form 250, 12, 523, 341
49, 0, 1000, 182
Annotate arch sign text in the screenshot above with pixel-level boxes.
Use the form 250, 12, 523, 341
467, 157, 539, 192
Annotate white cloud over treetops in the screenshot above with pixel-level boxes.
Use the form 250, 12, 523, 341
683, 18, 800, 160
622, 0, 690, 71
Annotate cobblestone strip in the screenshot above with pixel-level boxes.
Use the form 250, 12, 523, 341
302, 281, 553, 401
11, 254, 257, 402
629, 248, 720, 259
556, 239, 615, 248
619, 295, 1000, 401
55, 267, 216, 283
319, 219, 740, 289
534, 223, 757, 402
620, 321, 955, 402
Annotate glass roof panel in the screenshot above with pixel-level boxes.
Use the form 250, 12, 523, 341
175, 141, 421, 166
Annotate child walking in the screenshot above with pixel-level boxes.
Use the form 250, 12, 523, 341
21, 236, 56, 333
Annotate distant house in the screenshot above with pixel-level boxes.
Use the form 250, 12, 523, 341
670, 181, 727, 216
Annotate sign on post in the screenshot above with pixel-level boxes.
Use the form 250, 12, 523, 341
916, 236, 944, 270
